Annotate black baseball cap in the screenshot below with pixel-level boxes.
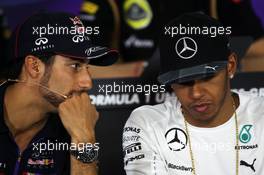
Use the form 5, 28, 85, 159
9, 12, 119, 66
158, 12, 231, 85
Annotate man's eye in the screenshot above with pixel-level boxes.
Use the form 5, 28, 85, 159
201, 75, 215, 81
178, 81, 194, 86
70, 63, 82, 70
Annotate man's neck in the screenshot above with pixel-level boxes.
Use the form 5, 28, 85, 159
182, 92, 239, 128
3, 84, 50, 137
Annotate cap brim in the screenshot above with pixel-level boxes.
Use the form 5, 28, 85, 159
55, 43, 119, 66
158, 61, 227, 85
87, 48, 119, 66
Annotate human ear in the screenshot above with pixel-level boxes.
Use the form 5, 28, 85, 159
227, 52, 238, 79
24, 55, 42, 78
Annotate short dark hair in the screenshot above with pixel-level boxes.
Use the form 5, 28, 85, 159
1, 53, 55, 80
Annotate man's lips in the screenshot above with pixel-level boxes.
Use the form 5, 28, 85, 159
192, 103, 211, 113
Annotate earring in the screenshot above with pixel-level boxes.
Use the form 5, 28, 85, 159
230, 74, 234, 79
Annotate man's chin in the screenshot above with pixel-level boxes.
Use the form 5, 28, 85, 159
45, 101, 60, 113
50, 99, 65, 108
190, 110, 216, 122
44, 94, 66, 109
49, 108, 58, 114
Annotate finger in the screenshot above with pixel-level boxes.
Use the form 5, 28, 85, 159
81, 92, 89, 99
67, 92, 82, 105
81, 92, 92, 105
58, 99, 69, 111
96, 110, 99, 120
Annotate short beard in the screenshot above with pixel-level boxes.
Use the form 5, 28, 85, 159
39, 63, 65, 108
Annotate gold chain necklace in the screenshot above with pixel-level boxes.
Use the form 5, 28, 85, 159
183, 98, 239, 175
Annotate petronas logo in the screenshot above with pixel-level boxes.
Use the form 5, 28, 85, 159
239, 125, 253, 143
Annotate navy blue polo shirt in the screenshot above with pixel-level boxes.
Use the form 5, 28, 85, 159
0, 84, 71, 175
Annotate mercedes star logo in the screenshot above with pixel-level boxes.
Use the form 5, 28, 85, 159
175, 37, 197, 59
165, 128, 188, 151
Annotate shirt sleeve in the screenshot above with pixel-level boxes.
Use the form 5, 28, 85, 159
122, 109, 168, 175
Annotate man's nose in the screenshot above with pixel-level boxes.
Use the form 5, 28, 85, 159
77, 68, 93, 90
189, 81, 204, 99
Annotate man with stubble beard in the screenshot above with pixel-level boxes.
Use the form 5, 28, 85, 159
0, 12, 118, 175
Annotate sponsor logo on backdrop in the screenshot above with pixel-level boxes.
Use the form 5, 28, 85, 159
123, 0, 153, 30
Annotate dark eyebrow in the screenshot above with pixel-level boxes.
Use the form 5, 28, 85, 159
66, 58, 90, 64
